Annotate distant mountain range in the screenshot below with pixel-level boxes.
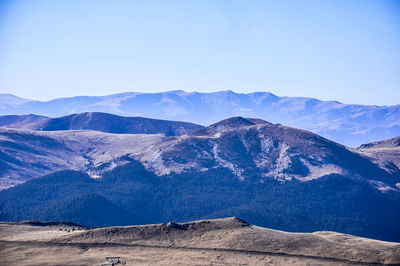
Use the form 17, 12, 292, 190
1, 91, 399, 147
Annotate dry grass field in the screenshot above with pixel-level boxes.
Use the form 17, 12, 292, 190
1, 217, 399, 265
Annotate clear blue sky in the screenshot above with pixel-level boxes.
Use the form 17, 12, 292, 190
0, 0, 399, 105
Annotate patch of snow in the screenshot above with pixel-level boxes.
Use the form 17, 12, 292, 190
296, 159, 343, 181
369, 180, 397, 193
271, 142, 291, 177
253, 135, 274, 168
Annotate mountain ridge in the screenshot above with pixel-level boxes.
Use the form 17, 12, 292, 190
1, 91, 399, 146
359, 136, 400, 149
0, 112, 203, 136
0, 116, 398, 191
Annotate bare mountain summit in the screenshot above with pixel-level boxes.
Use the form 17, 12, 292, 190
148, 117, 398, 188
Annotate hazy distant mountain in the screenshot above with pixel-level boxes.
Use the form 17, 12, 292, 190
1, 91, 399, 147
0, 112, 203, 136
0, 94, 31, 108
1, 117, 398, 192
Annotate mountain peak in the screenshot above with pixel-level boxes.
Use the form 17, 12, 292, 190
190, 116, 271, 136
212, 116, 256, 127
209, 116, 272, 129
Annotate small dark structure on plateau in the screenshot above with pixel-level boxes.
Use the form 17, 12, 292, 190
100, 257, 126, 265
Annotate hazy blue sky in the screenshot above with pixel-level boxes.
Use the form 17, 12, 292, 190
0, 0, 399, 105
